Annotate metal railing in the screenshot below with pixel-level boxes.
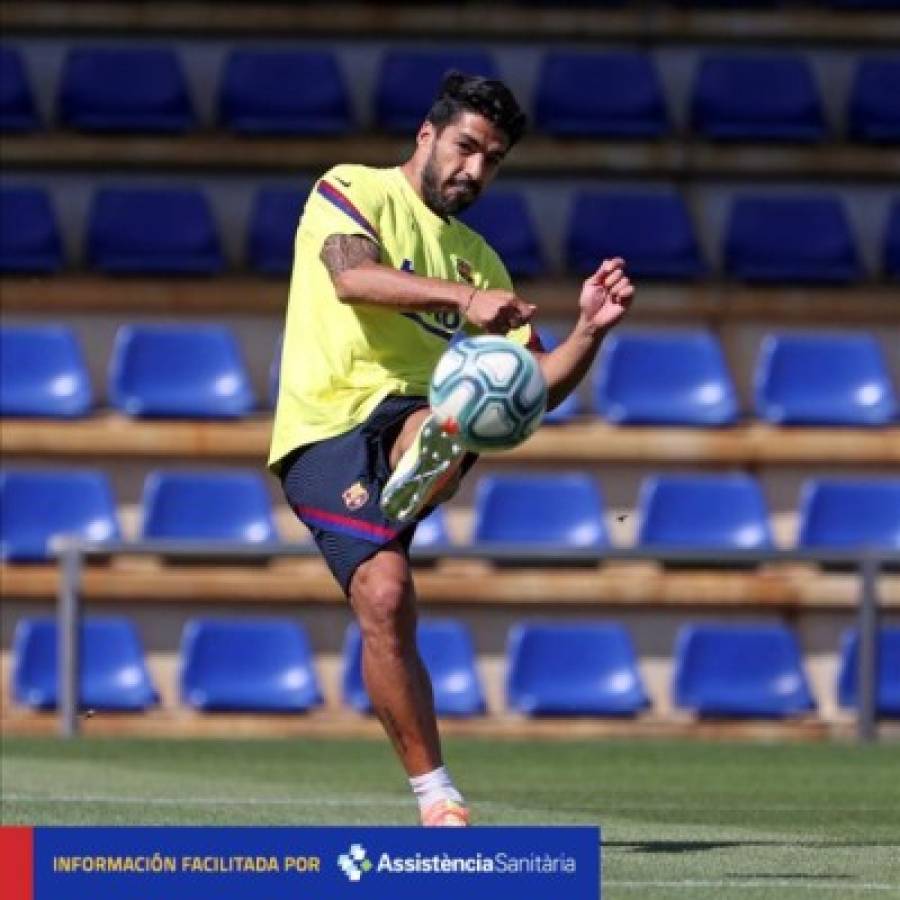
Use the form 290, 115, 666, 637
54, 541, 899, 743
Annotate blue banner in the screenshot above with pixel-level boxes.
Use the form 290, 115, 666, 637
33, 826, 601, 899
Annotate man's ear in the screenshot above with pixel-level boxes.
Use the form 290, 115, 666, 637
416, 120, 435, 148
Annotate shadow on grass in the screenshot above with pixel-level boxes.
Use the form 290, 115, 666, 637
607, 840, 900, 854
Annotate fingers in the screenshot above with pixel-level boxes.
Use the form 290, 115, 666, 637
589, 257, 625, 284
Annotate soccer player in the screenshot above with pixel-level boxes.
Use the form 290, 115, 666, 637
269, 72, 635, 826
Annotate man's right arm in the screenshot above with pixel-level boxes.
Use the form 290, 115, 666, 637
319, 233, 535, 334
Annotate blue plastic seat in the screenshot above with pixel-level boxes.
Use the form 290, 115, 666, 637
458, 192, 545, 278
219, 50, 351, 135
0, 326, 92, 417
849, 57, 900, 143
637, 474, 774, 552
141, 470, 277, 544
109, 324, 255, 418
0, 187, 63, 274
59, 47, 194, 132
534, 51, 668, 137
755, 333, 897, 426
594, 330, 738, 426
885, 198, 900, 280
87, 188, 223, 275
473, 473, 608, 549
838, 628, 900, 717
798, 479, 900, 550
247, 188, 306, 275
411, 506, 451, 549
12, 616, 158, 711
342, 620, 485, 716
0, 46, 39, 131
536, 329, 580, 424
506, 623, 650, 715
567, 192, 706, 279
691, 54, 825, 141
725, 194, 861, 283
374, 50, 499, 133
673, 624, 816, 717
180, 618, 322, 712
0, 470, 120, 562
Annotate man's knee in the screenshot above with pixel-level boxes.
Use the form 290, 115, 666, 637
351, 548, 416, 649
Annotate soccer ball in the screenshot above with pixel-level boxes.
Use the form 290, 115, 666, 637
429, 335, 547, 453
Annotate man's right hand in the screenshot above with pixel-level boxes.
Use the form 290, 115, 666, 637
463, 288, 536, 334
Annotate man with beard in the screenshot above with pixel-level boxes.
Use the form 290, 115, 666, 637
269, 72, 635, 825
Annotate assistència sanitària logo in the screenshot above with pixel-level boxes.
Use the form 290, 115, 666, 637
337, 844, 373, 882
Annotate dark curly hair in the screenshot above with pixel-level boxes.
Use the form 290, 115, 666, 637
426, 71, 528, 148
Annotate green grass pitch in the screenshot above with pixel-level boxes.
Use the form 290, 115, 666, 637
2, 735, 899, 898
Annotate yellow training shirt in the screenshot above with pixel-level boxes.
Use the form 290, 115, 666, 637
268, 164, 534, 473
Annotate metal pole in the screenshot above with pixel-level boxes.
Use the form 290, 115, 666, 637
857, 555, 879, 744
58, 542, 83, 738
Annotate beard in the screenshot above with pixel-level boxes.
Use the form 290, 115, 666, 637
421, 149, 480, 217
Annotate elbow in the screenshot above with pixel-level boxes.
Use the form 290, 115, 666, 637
330, 271, 356, 303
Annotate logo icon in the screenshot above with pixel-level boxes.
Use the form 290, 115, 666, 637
337, 844, 373, 882
342, 481, 369, 510
455, 257, 475, 285
335, 177, 352, 188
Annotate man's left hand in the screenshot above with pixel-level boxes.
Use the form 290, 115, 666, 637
578, 257, 635, 331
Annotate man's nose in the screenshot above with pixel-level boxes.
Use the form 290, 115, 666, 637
462, 155, 486, 184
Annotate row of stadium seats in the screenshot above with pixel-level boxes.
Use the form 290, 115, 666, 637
2, 45, 898, 142
5, 184, 899, 281
11, 616, 900, 718
3, 325, 896, 425
2, 469, 897, 561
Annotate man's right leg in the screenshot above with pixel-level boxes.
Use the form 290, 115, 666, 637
349, 540, 469, 825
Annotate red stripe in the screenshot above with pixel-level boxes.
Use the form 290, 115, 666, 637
293, 504, 399, 541
317, 181, 379, 240
0, 827, 33, 900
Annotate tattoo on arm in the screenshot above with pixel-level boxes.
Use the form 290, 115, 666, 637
378, 706, 408, 755
320, 234, 379, 278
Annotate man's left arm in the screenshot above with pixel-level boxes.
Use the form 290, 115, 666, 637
533, 257, 635, 411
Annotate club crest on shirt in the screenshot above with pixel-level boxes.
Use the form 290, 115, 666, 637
342, 481, 369, 511
455, 257, 475, 285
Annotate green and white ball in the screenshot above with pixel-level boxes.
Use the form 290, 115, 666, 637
429, 335, 548, 453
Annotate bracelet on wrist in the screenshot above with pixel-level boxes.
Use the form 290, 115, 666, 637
463, 286, 478, 315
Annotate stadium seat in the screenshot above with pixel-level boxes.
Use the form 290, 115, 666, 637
673, 624, 816, 717
140, 470, 277, 544
180, 618, 322, 712
837, 628, 900, 717
219, 50, 352, 134
691, 54, 825, 141
411, 506, 451, 549
342, 620, 485, 716
458, 192, 545, 278
374, 50, 499, 132
0, 470, 120, 562
885, 198, 900, 279
594, 330, 738, 426
755, 333, 897, 426
108, 324, 255, 418
848, 57, 900, 143
87, 188, 223, 275
0, 46, 39, 131
536, 329, 580, 424
473, 473, 609, 549
637, 474, 774, 552
724, 194, 861, 283
247, 188, 307, 275
0, 187, 63, 274
567, 192, 706, 279
534, 51, 669, 137
0, 326, 92, 417
59, 47, 195, 132
797, 479, 900, 550
506, 623, 650, 715
12, 616, 158, 711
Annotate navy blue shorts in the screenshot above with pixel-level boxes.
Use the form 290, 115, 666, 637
280, 395, 430, 596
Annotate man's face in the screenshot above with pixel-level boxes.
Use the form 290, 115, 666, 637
419, 111, 509, 217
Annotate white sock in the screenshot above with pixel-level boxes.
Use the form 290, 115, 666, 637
409, 765, 463, 811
